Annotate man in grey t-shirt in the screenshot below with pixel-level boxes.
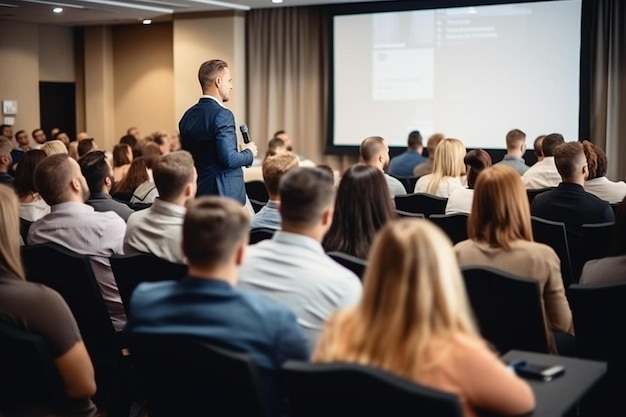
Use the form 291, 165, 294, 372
360, 136, 407, 198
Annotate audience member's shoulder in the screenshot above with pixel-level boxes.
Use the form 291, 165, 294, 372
237, 286, 299, 318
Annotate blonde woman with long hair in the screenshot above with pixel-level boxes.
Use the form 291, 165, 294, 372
454, 165, 574, 354
414, 138, 466, 197
314, 219, 535, 417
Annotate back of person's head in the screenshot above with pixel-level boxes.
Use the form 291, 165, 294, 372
279, 167, 335, 228
13, 149, 47, 199
320, 219, 478, 375
119, 134, 138, 150
141, 141, 162, 169
41, 140, 68, 156
152, 151, 196, 201
113, 143, 133, 167
0, 138, 12, 168
265, 137, 286, 159
198, 59, 228, 91
407, 130, 423, 150
581, 140, 607, 180
359, 136, 386, 164
322, 163, 395, 259
427, 138, 466, 194
78, 151, 111, 194
464, 149, 492, 189
0, 185, 24, 279
505, 129, 526, 150
534, 135, 546, 159
112, 157, 149, 195
262, 152, 299, 197
183, 196, 249, 269
611, 196, 626, 256
426, 133, 445, 159
542, 133, 565, 157
34, 153, 82, 206
554, 141, 586, 181
77, 138, 96, 158
469, 165, 533, 249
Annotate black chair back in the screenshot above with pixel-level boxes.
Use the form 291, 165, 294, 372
246, 180, 269, 203
569, 283, 626, 417
280, 361, 463, 417
527, 187, 554, 204
394, 193, 448, 216
250, 227, 276, 244
568, 222, 615, 283
531, 216, 574, 287
395, 210, 425, 218
130, 334, 268, 417
0, 318, 66, 412
461, 266, 550, 354
19, 217, 33, 244
388, 174, 419, 194
110, 253, 187, 316
429, 213, 469, 244
327, 251, 368, 280
250, 198, 267, 213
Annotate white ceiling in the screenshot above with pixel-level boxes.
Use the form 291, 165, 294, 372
0, 0, 392, 26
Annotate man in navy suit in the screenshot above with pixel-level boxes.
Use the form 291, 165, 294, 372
179, 59, 257, 205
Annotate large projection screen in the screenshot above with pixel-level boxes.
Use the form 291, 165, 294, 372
328, 0, 583, 151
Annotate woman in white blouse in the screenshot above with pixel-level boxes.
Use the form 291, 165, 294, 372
13, 149, 50, 222
582, 140, 626, 204
414, 137, 466, 198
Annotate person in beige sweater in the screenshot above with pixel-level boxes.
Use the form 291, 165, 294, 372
315, 219, 535, 417
454, 165, 574, 354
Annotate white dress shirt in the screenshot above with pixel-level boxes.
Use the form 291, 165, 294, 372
445, 187, 474, 214
522, 157, 562, 189
414, 175, 465, 198
584, 176, 626, 204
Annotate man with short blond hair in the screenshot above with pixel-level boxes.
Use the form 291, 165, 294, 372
360, 136, 406, 198
495, 128, 529, 175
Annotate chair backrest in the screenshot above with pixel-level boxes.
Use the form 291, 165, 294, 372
527, 187, 554, 204
110, 253, 187, 316
250, 198, 267, 213
250, 227, 277, 244
531, 216, 574, 287
569, 222, 615, 283
428, 213, 469, 244
280, 361, 463, 417
394, 193, 448, 216
327, 251, 368, 280
388, 174, 417, 194
461, 266, 550, 354
130, 333, 268, 417
395, 210, 425, 219
246, 180, 269, 203
568, 283, 626, 416
21, 243, 119, 360
0, 317, 67, 411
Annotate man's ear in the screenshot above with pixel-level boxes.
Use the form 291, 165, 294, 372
235, 240, 246, 266
70, 177, 81, 193
184, 182, 193, 198
321, 205, 333, 227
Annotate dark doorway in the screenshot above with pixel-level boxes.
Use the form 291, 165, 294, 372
39, 82, 76, 141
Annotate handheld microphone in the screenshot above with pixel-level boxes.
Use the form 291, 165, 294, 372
239, 124, 251, 144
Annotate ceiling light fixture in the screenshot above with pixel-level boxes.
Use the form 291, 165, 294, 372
188, 0, 251, 11
272, 0, 283, 3
77, 0, 173, 14
20, 0, 84, 9
53, 6, 63, 12
142, 19, 152, 24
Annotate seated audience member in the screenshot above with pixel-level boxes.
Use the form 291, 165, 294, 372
322, 163, 395, 259
127, 126, 141, 141
111, 157, 152, 202
126, 196, 309, 403
112, 143, 133, 183
455, 165, 574, 354
0, 124, 13, 140
119, 134, 141, 159
53, 131, 70, 149
77, 138, 97, 158
170, 131, 181, 152
238, 168, 362, 348
32, 128, 47, 149
388, 130, 426, 177
13, 149, 50, 222
531, 141, 614, 230
582, 140, 626, 204
265, 137, 287, 160
27, 154, 127, 331
78, 151, 134, 222
494, 128, 529, 175
250, 152, 299, 230
68, 133, 90, 160
360, 136, 406, 198
41, 140, 68, 157
49, 127, 60, 139
533, 135, 546, 163
149, 131, 171, 156
0, 137, 14, 184
0, 185, 98, 417
10, 130, 31, 167
273, 130, 315, 167
315, 219, 535, 417
446, 149, 491, 215
414, 138, 466, 197
522, 133, 564, 189
124, 151, 197, 264
579, 196, 626, 285
413, 132, 444, 177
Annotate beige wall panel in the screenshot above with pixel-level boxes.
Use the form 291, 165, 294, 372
39, 25, 75, 82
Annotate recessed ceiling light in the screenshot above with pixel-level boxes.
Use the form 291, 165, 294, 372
142, 19, 152, 24
52, 6, 63, 12
272, 0, 283, 3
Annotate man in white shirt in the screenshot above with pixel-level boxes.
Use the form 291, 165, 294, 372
360, 136, 407, 198
238, 167, 362, 349
522, 133, 565, 189
124, 151, 197, 264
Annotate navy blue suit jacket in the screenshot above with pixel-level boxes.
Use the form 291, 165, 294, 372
179, 97, 253, 204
